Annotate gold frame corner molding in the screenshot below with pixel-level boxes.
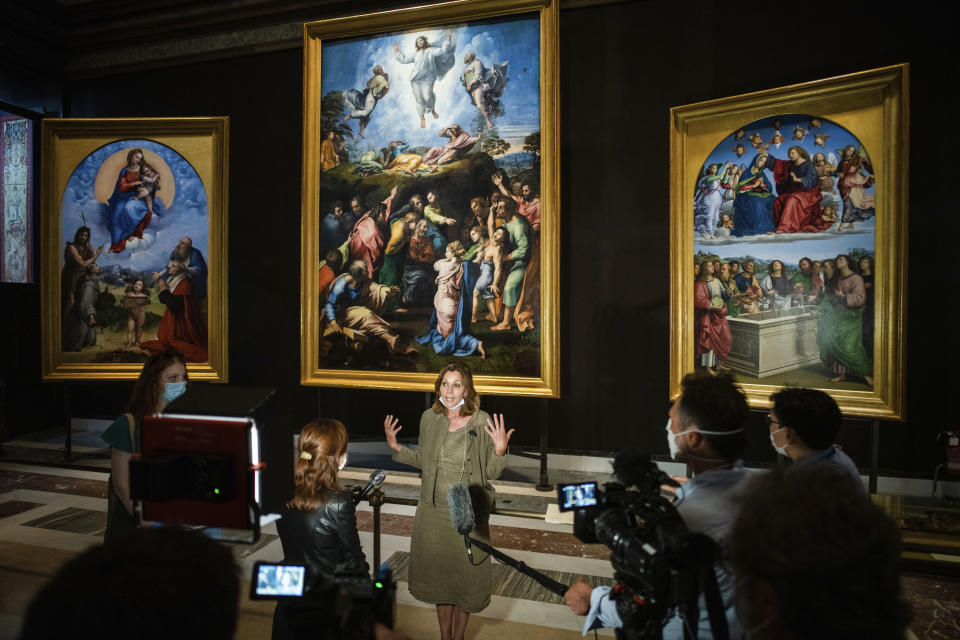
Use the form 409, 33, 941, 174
300, 0, 560, 397
669, 64, 908, 420
41, 117, 230, 382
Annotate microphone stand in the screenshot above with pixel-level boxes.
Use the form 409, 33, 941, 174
467, 537, 569, 596
368, 487, 385, 570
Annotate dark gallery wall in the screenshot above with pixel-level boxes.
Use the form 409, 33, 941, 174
2, 0, 958, 508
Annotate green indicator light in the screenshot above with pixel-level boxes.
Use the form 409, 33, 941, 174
374, 582, 383, 588
214, 488, 220, 495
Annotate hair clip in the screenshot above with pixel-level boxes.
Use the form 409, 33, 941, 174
299, 451, 313, 460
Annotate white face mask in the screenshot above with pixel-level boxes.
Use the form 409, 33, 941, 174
666, 418, 745, 461
769, 427, 789, 456
665, 419, 701, 460
665, 419, 685, 460
338, 454, 347, 471
440, 397, 465, 410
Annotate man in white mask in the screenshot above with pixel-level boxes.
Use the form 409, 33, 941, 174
659, 373, 750, 639
566, 373, 750, 638
767, 387, 862, 485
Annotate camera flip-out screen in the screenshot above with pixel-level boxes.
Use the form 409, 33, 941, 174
557, 481, 598, 511
251, 562, 307, 599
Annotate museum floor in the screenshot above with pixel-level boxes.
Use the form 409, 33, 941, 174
2, 429, 960, 639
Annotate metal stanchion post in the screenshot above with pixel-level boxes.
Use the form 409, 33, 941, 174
63, 383, 74, 463
369, 487, 385, 570
536, 398, 552, 492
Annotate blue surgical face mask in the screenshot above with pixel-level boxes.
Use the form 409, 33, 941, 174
163, 381, 187, 404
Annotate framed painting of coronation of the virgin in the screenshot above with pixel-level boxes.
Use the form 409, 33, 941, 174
300, 0, 560, 396
670, 65, 908, 419
41, 118, 229, 381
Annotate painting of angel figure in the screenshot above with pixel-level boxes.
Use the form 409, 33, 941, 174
42, 118, 228, 381
302, 0, 559, 395
692, 114, 877, 390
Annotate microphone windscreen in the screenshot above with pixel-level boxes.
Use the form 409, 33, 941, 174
447, 483, 475, 535
612, 449, 656, 488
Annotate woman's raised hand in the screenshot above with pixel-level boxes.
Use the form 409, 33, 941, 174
484, 413, 515, 456
384, 415, 403, 452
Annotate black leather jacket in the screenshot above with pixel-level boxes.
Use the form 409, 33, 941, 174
276, 491, 368, 582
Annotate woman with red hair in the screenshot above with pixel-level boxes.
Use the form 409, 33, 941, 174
273, 419, 368, 639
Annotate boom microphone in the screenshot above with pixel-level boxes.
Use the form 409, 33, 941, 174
448, 483, 476, 562
355, 469, 387, 505
447, 483, 570, 596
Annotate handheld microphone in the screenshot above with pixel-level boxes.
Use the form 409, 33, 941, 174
447, 483, 476, 563
354, 469, 387, 504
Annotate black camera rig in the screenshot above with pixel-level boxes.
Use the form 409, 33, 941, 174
559, 451, 729, 640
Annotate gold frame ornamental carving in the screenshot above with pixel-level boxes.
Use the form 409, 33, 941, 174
41, 118, 230, 382
669, 65, 908, 419
300, 0, 560, 396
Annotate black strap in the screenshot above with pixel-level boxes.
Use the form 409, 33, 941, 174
702, 566, 729, 640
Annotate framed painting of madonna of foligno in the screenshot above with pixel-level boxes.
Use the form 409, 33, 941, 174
670, 65, 908, 419
300, 0, 560, 396
41, 118, 229, 381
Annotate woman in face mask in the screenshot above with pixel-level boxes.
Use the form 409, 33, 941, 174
383, 362, 514, 640
101, 348, 188, 542
273, 419, 368, 640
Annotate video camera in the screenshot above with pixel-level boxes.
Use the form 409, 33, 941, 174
251, 561, 396, 640
557, 451, 727, 640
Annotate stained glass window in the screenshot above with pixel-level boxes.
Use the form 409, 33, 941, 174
1, 110, 34, 283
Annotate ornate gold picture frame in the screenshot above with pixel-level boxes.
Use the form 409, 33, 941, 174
670, 65, 908, 419
300, 0, 560, 396
41, 118, 229, 381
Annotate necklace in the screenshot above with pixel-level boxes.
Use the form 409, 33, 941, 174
439, 413, 469, 486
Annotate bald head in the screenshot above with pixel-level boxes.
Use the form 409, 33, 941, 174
174, 237, 193, 262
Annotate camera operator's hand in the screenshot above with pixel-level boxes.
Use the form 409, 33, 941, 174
564, 581, 594, 615
661, 474, 689, 496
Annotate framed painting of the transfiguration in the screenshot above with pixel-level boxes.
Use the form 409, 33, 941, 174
300, 0, 560, 396
670, 65, 908, 419
41, 118, 229, 381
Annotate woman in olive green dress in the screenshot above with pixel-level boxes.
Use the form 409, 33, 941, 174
384, 362, 514, 640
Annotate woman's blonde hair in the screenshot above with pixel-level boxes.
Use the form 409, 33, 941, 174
287, 418, 348, 511
447, 240, 466, 258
